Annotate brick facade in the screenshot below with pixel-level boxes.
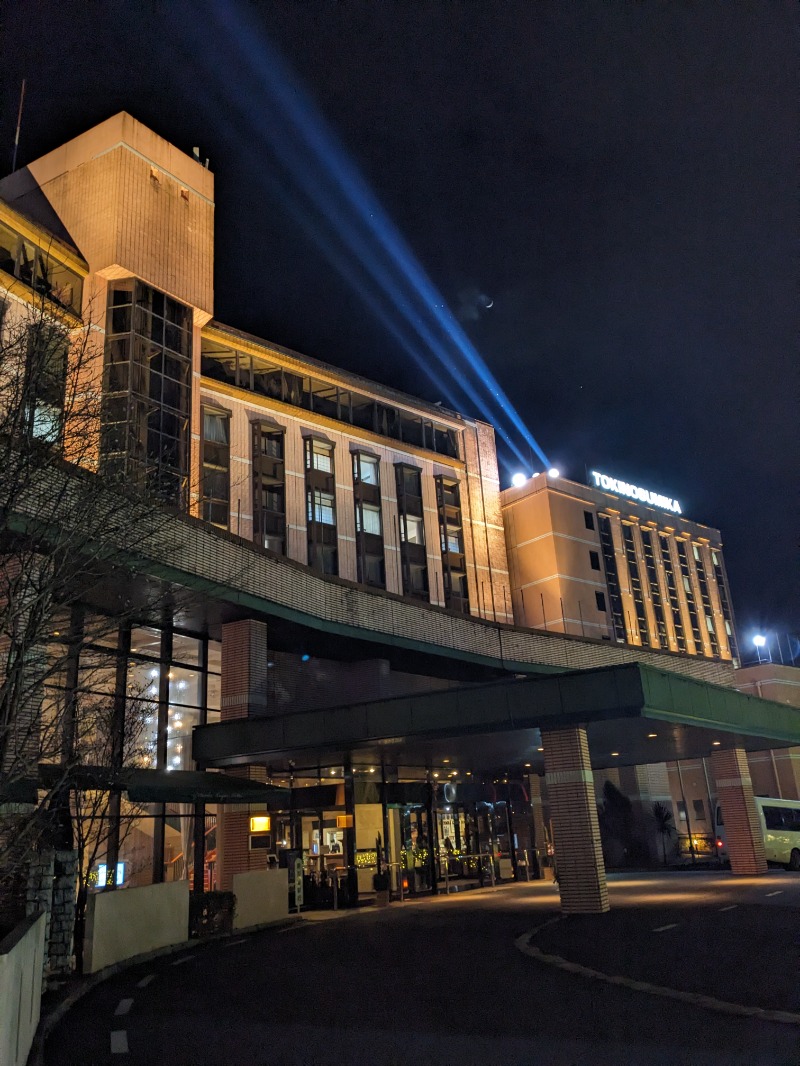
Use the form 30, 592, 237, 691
710, 748, 767, 876
542, 726, 609, 914
220, 619, 269, 720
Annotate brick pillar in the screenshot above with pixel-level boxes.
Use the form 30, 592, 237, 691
217, 622, 270, 891
710, 748, 767, 876
221, 620, 269, 721
218, 767, 269, 892
542, 727, 609, 914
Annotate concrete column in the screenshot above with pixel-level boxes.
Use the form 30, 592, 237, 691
710, 747, 767, 876
542, 726, 609, 914
221, 619, 269, 721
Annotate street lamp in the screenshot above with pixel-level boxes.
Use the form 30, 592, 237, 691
753, 634, 767, 664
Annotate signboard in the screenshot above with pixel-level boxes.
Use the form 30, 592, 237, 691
590, 470, 682, 515
293, 857, 304, 910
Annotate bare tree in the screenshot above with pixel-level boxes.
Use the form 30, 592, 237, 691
0, 286, 183, 929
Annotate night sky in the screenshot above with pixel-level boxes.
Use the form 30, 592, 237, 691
2, 2, 797, 649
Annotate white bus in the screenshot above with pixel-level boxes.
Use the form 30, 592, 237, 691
715, 796, 800, 870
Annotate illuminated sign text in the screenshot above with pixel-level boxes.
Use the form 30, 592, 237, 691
591, 471, 682, 514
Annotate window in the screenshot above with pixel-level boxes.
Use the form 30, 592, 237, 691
692, 799, 706, 822
363, 555, 385, 587
693, 543, 701, 561
101, 280, 191, 505
584, 510, 595, 531
354, 454, 380, 486
595, 591, 607, 612
308, 490, 335, 526
589, 550, 601, 571
357, 502, 382, 536
443, 528, 462, 554
252, 423, 286, 555
307, 440, 332, 473
409, 564, 429, 594
0, 217, 83, 313
676, 800, 687, 822
25, 323, 68, 442
403, 515, 425, 545
201, 408, 230, 529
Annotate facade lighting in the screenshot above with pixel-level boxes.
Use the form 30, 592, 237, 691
511, 473, 526, 488
547, 467, 560, 478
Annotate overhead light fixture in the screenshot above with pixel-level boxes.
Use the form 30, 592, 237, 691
511, 472, 527, 488
547, 467, 560, 478
648, 733, 657, 739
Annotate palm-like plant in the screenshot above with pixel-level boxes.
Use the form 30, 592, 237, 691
652, 801, 676, 867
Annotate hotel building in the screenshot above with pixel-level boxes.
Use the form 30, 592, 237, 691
501, 470, 739, 664
1, 113, 794, 947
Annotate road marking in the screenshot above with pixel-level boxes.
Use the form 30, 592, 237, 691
224, 937, 248, 947
766, 891, 783, 897
171, 955, 195, 966
515, 927, 800, 1026
718, 905, 737, 912
652, 923, 679, 933
114, 998, 133, 1016
136, 974, 155, 988
110, 1031, 129, 1054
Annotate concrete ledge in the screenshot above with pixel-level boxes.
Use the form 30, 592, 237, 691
84, 881, 190, 974
232, 869, 289, 930
0, 912, 46, 1066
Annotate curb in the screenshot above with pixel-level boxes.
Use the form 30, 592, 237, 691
28, 917, 302, 1066
514, 919, 800, 1027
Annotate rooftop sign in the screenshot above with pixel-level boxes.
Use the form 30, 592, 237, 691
590, 470, 682, 515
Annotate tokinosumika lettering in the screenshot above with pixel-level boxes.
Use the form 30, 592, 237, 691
590, 471, 682, 514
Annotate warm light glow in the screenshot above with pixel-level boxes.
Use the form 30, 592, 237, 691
368, 767, 375, 773
648, 733, 657, 738
524, 762, 531, 768
336, 815, 353, 829
432, 772, 440, 778
752, 635, 766, 648
250, 815, 271, 833
547, 467, 560, 478
712, 740, 721, 746
537, 747, 543, 752
611, 751, 620, 757
511, 472, 527, 488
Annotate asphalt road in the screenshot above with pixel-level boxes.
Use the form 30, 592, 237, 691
45, 872, 800, 1066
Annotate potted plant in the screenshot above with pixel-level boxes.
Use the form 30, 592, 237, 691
373, 834, 390, 906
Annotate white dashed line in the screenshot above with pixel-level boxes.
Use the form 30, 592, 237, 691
110, 1030, 129, 1054
114, 998, 133, 1016
171, 955, 195, 966
136, 974, 155, 988
765, 891, 783, 897
652, 923, 679, 933
718, 905, 738, 912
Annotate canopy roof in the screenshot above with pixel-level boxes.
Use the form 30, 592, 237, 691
193, 662, 800, 775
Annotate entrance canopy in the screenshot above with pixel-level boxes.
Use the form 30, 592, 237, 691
34, 765, 291, 806
193, 662, 800, 775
